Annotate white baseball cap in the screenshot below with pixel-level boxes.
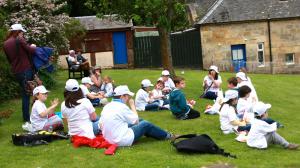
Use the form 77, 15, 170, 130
65, 79, 79, 92
141, 79, 153, 87
10, 24, 26, 32
161, 70, 170, 76
81, 77, 94, 85
223, 90, 239, 102
253, 101, 272, 116
113, 85, 134, 96
33, 85, 49, 96
209, 65, 219, 73
236, 72, 248, 81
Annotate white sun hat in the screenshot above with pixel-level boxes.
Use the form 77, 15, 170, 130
236, 72, 248, 81
161, 70, 170, 76
10, 24, 26, 32
114, 85, 134, 96
253, 101, 272, 116
223, 90, 239, 102
141, 79, 154, 87
33, 85, 49, 96
65, 79, 79, 92
209, 65, 219, 73
81, 77, 94, 85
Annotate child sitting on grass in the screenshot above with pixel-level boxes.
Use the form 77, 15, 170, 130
169, 76, 200, 120
30, 86, 63, 132
135, 79, 160, 111
247, 102, 298, 150
150, 80, 169, 109
100, 75, 114, 98
219, 90, 250, 134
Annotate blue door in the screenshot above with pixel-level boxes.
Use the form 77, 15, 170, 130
113, 32, 128, 64
231, 44, 246, 72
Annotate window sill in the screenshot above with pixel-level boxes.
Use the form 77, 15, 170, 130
285, 63, 295, 65
258, 64, 265, 67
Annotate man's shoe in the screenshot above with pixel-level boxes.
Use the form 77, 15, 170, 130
287, 144, 299, 150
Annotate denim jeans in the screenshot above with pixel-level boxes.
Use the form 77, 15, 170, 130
130, 120, 171, 142
92, 116, 101, 135
203, 91, 218, 100
15, 69, 33, 122
90, 98, 100, 106
145, 101, 160, 111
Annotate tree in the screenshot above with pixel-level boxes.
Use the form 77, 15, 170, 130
0, 0, 83, 53
86, 0, 189, 76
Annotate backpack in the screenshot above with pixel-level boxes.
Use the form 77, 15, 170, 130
171, 134, 236, 158
12, 131, 69, 147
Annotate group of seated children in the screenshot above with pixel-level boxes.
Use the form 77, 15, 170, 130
202, 65, 298, 150
28, 66, 298, 151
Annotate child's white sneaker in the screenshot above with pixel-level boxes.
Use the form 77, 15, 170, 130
22, 122, 33, 132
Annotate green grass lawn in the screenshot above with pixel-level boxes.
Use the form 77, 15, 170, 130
0, 69, 300, 168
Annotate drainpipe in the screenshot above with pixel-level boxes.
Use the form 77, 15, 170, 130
267, 17, 274, 74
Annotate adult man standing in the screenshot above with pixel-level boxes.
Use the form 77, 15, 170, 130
3, 24, 36, 122
99, 85, 176, 146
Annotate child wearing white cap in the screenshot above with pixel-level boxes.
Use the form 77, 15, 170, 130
201, 65, 222, 100
247, 102, 298, 150
236, 71, 258, 104
158, 70, 175, 94
219, 90, 250, 134
80, 77, 108, 106
99, 85, 177, 146
30, 85, 63, 132
61, 79, 101, 139
135, 79, 160, 111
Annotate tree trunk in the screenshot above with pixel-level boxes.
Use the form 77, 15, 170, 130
158, 27, 176, 77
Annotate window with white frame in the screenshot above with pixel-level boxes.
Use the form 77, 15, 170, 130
285, 53, 295, 64
257, 42, 264, 66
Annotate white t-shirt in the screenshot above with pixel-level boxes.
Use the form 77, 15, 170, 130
219, 104, 239, 134
80, 84, 90, 98
99, 101, 138, 146
100, 82, 114, 97
30, 100, 48, 131
158, 77, 175, 90
61, 98, 96, 139
152, 88, 163, 100
203, 75, 222, 93
135, 89, 150, 111
247, 118, 277, 149
237, 98, 253, 116
238, 80, 258, 104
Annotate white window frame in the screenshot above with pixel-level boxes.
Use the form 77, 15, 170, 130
285, 53, 295, 65
257, 42, 265, 67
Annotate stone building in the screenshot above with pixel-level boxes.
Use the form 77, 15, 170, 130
195, 0, 300, 73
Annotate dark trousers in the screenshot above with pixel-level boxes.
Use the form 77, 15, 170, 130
203, 91, 218, 100
15, 69, 33, 122
185, 108, 201, 120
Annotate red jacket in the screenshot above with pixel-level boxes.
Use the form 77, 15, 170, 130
3, 37, 36, 74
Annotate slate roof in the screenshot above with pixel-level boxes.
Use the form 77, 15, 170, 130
197, 0, 300, 24
75, 16, 133, 30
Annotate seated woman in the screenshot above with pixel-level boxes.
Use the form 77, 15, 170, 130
90, 66, 102, 93
61, 79, 101, 138
202, 65, 222, 100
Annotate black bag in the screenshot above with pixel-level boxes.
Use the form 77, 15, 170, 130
12, 132, 52, 146
172, 134, 236, 158
12, 131, 69, 146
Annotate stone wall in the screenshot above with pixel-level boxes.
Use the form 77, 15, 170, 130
200, 18, 300, 73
